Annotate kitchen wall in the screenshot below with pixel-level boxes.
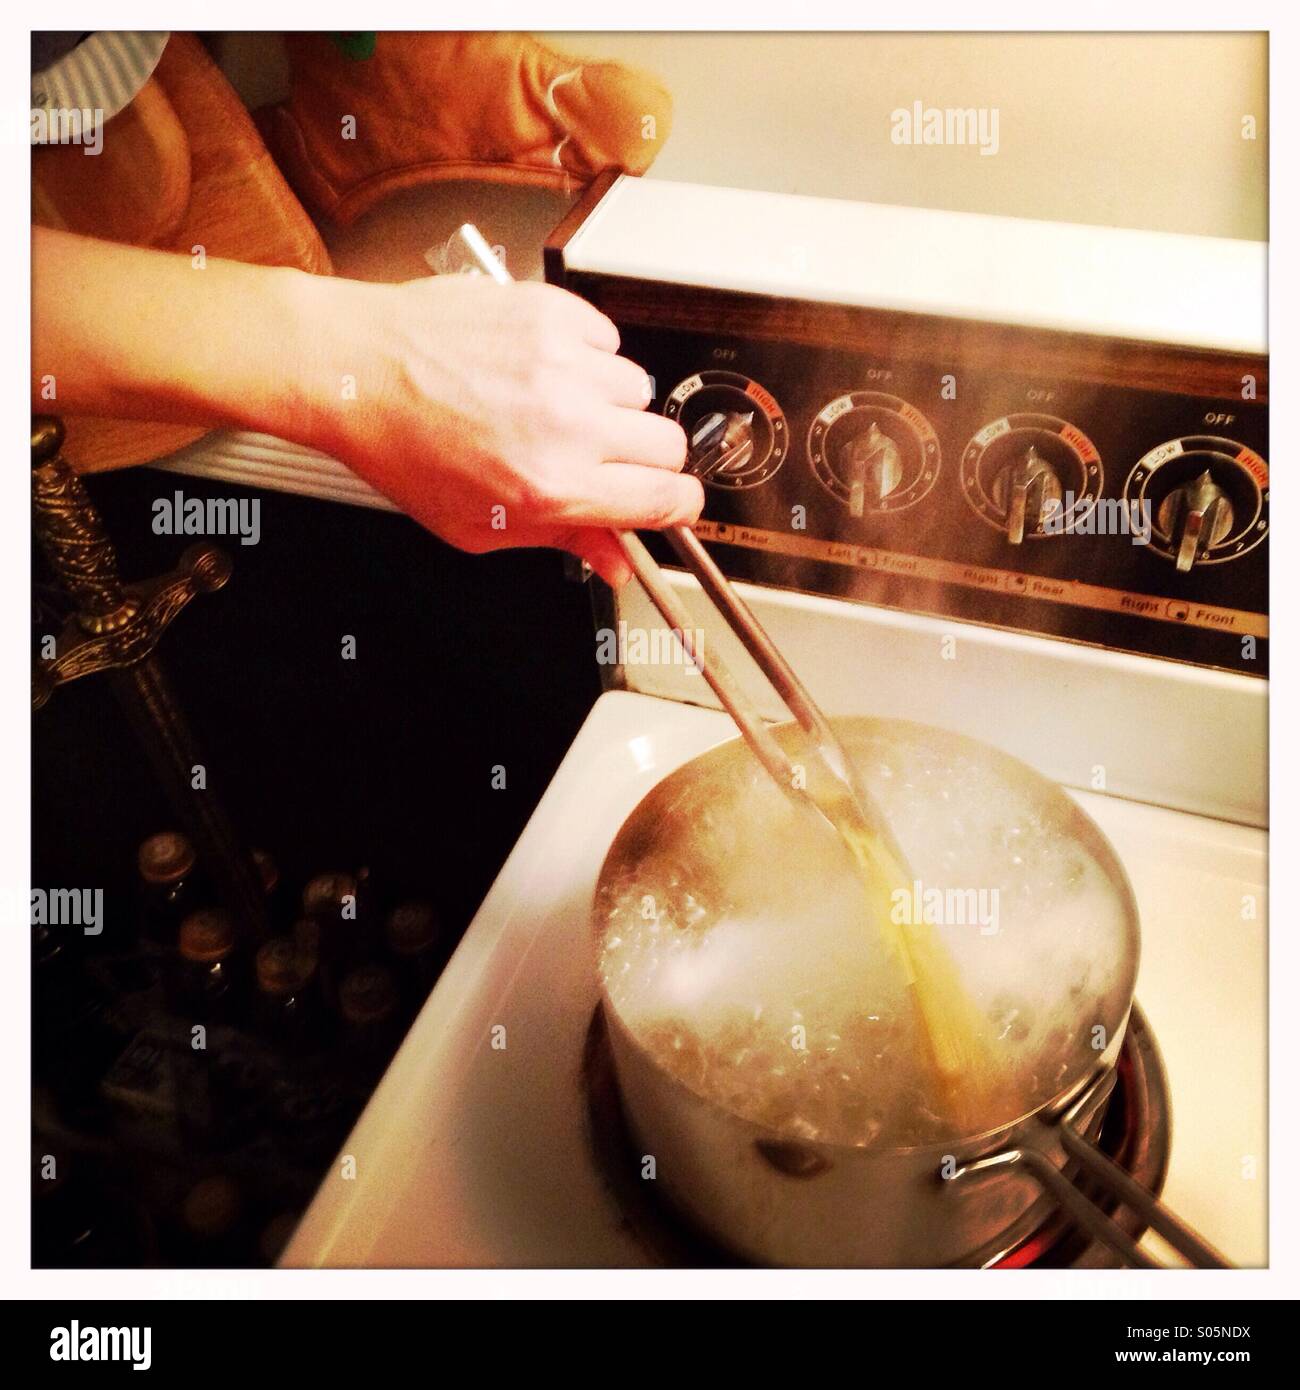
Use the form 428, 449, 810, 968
552, 31, 1267, 240
215, 31, 1267, 240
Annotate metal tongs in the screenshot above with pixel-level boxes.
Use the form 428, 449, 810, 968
455, 224, 890, 846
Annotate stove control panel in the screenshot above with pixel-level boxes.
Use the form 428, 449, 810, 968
1124, 435, 1269, 573
547, 176, 1268, 676
959, 412, 1101, 545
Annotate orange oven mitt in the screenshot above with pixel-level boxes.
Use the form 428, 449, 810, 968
262, 31, 673, 225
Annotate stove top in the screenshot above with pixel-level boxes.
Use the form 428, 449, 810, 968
282, 691, 1266, 1269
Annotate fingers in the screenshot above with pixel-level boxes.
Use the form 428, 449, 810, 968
582, 347, 654, 409
576, 306, 620, 354
597, 407, 688, 472
557, 527, 633, 588
563, 462, 704, 531
523, 281, 620, 353
582, 356, 690, 475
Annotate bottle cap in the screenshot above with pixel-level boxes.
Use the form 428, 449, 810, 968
256, 938, 314, 996
137, 832, 196, 885
302, 872, 357, 921
179, 909, 236, 963
182, 1176, 241, 1240
339, 964, 398, 1026
385, 900, 440, 956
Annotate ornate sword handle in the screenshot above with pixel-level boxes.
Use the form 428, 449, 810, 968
31, 415, 268, 939
31, 416, 232, 708
32, 415, 135, 633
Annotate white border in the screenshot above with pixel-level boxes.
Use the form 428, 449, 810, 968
4, 3, 1294, 1303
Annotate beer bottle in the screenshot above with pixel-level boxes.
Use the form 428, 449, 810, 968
252, 849, 284, 933
136, 831, 202, 947
301, 872, 362, 1011
175, 1175, 248, 1267
175, 909, 241, 1024
254, 937, 322, 1054
384, 900, 444, 1016
338, 963, 402, 1078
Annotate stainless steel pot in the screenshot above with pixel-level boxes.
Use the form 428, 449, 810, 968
593, 717, 1226, 1268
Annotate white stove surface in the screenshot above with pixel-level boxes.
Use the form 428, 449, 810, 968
283, 690, 1266, 1269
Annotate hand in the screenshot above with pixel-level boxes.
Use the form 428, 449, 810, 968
31, 231, 695, 584
294, 273, 701, 585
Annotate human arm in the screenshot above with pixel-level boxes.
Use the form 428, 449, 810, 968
32, 227, 699, 584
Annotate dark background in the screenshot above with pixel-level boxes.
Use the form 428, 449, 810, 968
32, 465, 604, 948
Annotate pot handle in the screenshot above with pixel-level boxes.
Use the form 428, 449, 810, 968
947, 1074, 1230, 1268
1052, 1117, 1230, 1268
950, 1143, 1162, 1268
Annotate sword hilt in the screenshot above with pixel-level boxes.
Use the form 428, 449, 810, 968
31, 415, 232, 708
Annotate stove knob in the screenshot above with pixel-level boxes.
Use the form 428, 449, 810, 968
688, 409, 755, 481
1157, 469, 1234, 573
838, 421, 902, 518
991, 445, 1063, 545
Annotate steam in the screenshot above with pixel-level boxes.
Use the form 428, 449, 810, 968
597, 722, 1134, 1147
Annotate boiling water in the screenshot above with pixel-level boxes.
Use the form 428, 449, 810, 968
597, 724, 1134, 1148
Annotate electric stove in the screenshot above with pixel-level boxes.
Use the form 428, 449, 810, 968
281, 178, 1267, 1269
